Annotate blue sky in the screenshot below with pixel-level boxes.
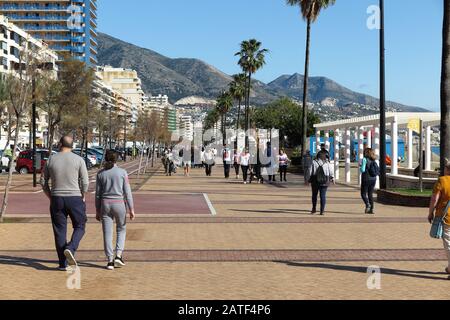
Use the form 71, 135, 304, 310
98, 0, 443, 111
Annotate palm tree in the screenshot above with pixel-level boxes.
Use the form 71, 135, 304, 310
229, 73, 247, 131
441, 0, 450, 175
216, 91, 233, 145
286, 0, 336, 157
235, 39, 268, 147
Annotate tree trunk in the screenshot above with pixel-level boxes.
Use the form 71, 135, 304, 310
301, 17, 312, 157
441, 0, 450, 175
0, 115, 21, 222
245, 72, 252, 148
236, 98, 241, 131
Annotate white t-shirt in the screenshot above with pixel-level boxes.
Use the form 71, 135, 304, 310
240, 153, 250, 166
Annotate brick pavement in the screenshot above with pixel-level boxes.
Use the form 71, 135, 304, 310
0, 162, 448, 300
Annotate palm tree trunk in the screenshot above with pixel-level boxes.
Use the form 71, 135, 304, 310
246, 72, 252, 148
441, 0, 450, 175
301, 17, 312, 157
0, 115, 21, 222
236, 98, 241, 131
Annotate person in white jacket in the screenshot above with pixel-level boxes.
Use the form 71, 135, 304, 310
307, 150, 335, 215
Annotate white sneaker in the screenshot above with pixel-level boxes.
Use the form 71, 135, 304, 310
106, 262, 115, 270
64, 249, 77, 267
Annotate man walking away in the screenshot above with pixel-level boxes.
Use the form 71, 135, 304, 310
42, 136, 89, 270
308, 150, 335, 215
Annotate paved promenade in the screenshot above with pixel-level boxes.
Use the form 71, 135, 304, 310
0, 161, 448, 300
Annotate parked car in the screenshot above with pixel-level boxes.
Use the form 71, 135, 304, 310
72, 150, 96, 168
88, 148, 104, 163
15, 150, 50, 175
73, 149, 99, 165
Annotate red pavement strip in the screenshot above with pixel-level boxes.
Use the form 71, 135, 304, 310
5, 193, 212, 216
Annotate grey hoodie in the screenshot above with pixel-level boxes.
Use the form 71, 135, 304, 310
95, 165, 134, 212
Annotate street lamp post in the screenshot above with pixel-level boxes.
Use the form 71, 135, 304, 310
379, 0, 387, 190
32, 78, 37, 188
109, 104, 113, 150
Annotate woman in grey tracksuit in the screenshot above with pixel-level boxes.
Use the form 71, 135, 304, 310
96, 150, 135, 270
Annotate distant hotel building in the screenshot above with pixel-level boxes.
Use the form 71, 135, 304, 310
0, 0, 98, 66
96, 66, 145, 123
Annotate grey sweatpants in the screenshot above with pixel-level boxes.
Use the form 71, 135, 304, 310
101, 201, 127, 262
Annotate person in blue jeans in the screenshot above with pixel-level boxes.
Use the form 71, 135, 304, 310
42, 136, 89, 271
308, 150, 335, 215
360, 148, 379, 214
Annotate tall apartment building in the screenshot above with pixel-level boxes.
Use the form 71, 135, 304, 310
179, 115, 193, 141
0, 15, 58, 147
96, 66, 144, 123
0, 0, 98, 66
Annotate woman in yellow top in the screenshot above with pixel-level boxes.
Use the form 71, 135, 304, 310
428, 162, 450, 274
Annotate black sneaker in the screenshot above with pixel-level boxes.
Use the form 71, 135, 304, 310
114, 256, 126, 268
365, 207, 370, 214
106, 262, 114, 270
311, 210, 317, 215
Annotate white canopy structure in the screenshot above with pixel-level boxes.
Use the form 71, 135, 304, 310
313, 112, 441, 186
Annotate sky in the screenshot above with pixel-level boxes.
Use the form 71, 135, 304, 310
98, 0, 444, 111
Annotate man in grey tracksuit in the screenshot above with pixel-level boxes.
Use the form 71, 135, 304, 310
95, 161, 135, 270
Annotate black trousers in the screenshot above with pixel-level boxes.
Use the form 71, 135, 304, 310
234, 163, 240, 176
50, 196, 87, 268
223, 162, 231, 178
241, 166, 249, 182
205, 164, 213, 176
280, 166, 288, 181
361, 179, 377, 209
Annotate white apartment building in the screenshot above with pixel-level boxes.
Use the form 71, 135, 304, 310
179, 115, 194, 141
0, 15, 58, 148
96, 66, 145, 122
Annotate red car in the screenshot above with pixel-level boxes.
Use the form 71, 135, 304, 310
15, 150, 50, 175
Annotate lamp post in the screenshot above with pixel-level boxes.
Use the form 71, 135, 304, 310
379, 0, 387, 189
109, 103, 113, 150
32, 78, 37, 188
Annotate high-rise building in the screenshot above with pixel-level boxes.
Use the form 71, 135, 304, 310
0, 0, 98, 66
96, 66, 145, 123
179, 115, 193, 141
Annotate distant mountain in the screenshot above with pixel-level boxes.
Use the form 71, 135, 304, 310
267, 73, 428, 112
97, 33, 429, 113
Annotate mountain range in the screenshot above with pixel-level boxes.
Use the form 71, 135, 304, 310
97, 32, 428, 113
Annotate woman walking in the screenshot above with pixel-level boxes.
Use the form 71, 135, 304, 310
96, 150, 135, 270
240, 148, 251, 184
233, 149, 241, 179
428, 162, 450, 274
308, 150, 334, 215
279, 150, 290, 182
360, 148, 379, 214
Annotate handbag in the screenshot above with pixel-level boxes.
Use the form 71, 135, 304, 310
430, 201, 450, 239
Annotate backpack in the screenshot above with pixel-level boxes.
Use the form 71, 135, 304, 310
367, 160, 380, 178
179, 149, 184, 158
314, 161, 329, 185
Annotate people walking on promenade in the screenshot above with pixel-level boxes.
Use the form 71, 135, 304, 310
42, 136, 89, 270
318, 143, 330, 161
240, 148, 251, 184
303, 150, 313, 185
165, 148, 176, 176
279, 150, 290, 182
360, 148, 380, 214
204, 148, 214, 177
96, 150, 135, 270
428, 162, 450, 274
308, 150, 335, 215
222, 144, 232, 179
266, 143, 277, 182
233, 149, 241, 179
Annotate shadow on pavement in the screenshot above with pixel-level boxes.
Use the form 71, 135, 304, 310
276, 261, 450, 281
0, 255, 103, 271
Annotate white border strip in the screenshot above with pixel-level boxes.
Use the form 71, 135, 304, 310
203, 193, 217, 216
